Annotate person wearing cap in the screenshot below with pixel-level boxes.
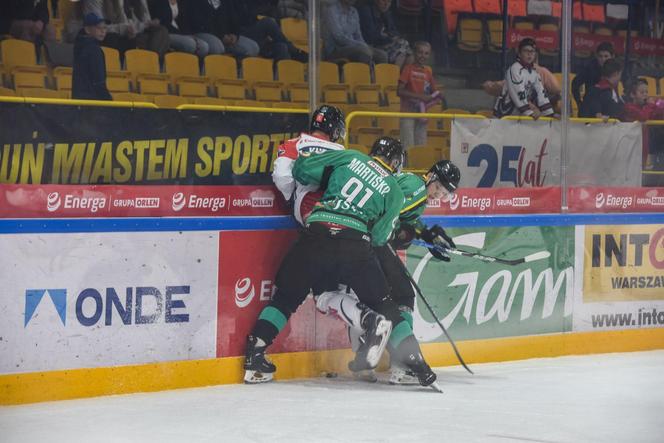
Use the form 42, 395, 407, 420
493, 38, 555, 119
72, 12, 112, 101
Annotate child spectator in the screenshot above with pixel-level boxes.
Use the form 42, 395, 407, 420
493, 38, 554, 119
572, 42, 615, 110
623, 77, 664, 170
358, 0, 412, 69
322, 0, 387, 64
7, 0, 56, 43
72, 12, 112, 101
579, 59, 624, 121
397, 41, 442, 150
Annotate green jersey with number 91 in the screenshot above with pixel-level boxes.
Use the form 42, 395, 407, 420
293, 149, 405, 246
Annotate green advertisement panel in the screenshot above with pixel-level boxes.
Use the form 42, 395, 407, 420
407, 226, 575, 343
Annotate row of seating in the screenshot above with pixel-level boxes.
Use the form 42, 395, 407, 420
0, 37, 406, 108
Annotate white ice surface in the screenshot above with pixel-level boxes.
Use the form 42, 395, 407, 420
1, 350, 663, 443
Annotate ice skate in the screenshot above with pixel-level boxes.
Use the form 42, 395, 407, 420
243, 335, 276, 384
359, 308, 392, 369
404, 352, 442, 393
388, 364, 419, 385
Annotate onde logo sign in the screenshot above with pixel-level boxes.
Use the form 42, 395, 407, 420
583, 225, 664, 302
24, 286, 191, 327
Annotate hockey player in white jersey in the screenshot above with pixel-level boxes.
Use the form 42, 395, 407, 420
273, 105, 346, 224
494, 38, 555, 119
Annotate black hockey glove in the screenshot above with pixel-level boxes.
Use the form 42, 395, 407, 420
419, 225, 455, 262
391, 223, 416, 250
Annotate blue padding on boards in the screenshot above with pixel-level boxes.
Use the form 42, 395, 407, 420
0, 213, 663, 234
0, 216, 298, 234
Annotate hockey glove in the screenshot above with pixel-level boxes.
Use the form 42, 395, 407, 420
419, 225, 455, 262
391, 224, 416, 250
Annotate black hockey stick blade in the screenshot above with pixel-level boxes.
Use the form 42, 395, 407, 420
412, 240, 551, 266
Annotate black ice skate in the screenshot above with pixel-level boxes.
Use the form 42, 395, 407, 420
404, 352, 443, 393
243, 335, 276, 384
358, 308, 392, 369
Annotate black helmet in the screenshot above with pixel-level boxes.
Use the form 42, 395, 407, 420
370, 136, 404, 171
428, 160, 460, 193
310, 105, 346, 142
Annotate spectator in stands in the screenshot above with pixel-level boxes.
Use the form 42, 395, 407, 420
82, 0, 135, 54
572, 42, 615, 111
7, 0, 56, 43
579, 59, 624, 121
482, 59, 561, 114
623, 77, 664, 170
148, 0, 211, 57
72, 12, 112, 101
277, 0, 307, 19
397, 41, 441, 150
358, 0, 412, 69
125, 0, 170, 56
322, 0, 388, 64
230, 0, 308, 61
188, 0, 258, 57
493, 38, 554, 119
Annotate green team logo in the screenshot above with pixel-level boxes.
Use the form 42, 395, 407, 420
408, 226, 575, 342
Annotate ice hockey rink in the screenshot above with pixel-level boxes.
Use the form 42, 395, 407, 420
1, 350, 662, 443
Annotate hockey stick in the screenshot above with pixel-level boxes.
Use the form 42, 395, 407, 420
388, 245, 474, 375
411, 239, 551, 266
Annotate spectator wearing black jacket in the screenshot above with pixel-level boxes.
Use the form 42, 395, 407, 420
358, 0, 411, 68
8, 0, 56, 43
148, 0, 212, 56
231, 0, 307, 61
188, 0, 259, 57
572, 42, 615, 111
72, 12, 112, 101
579, 59, 624, 121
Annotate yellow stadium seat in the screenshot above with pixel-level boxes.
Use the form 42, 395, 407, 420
376, 116, 400, 133
112, 92, 153, 103
0, 39, 48, 89
348, 114, 375, 135
0, 86, 16, 96
406, 145, 439, 169
125, 49, 170, 95
277, 59, 308, 103
427, 129, 449, 148
193, 97, 233, 106
343, 62, 380, 107
241, 57, 283, 103
101, 46, 132, 91
487, 18, 503, 53
280, 18, 308, 52
353, 127, 383, 147
164, 52, 209, 98
456, 17, 484, 52
374, 63, 399, 105
320, 61, 350, 104
17, 87, 65, 99
440, 108, 470, 132
513, 18, 535, 31
204, 54, 248, 101
642, 76, 658, 96
594, 25, 613, 36
154, 94, 190, 108
53, 67, 72, 92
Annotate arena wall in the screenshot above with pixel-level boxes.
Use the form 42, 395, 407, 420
1, 214, 663, 405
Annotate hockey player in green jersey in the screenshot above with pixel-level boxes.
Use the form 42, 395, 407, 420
316, 137, 461, 384
244, 143, 442, 391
